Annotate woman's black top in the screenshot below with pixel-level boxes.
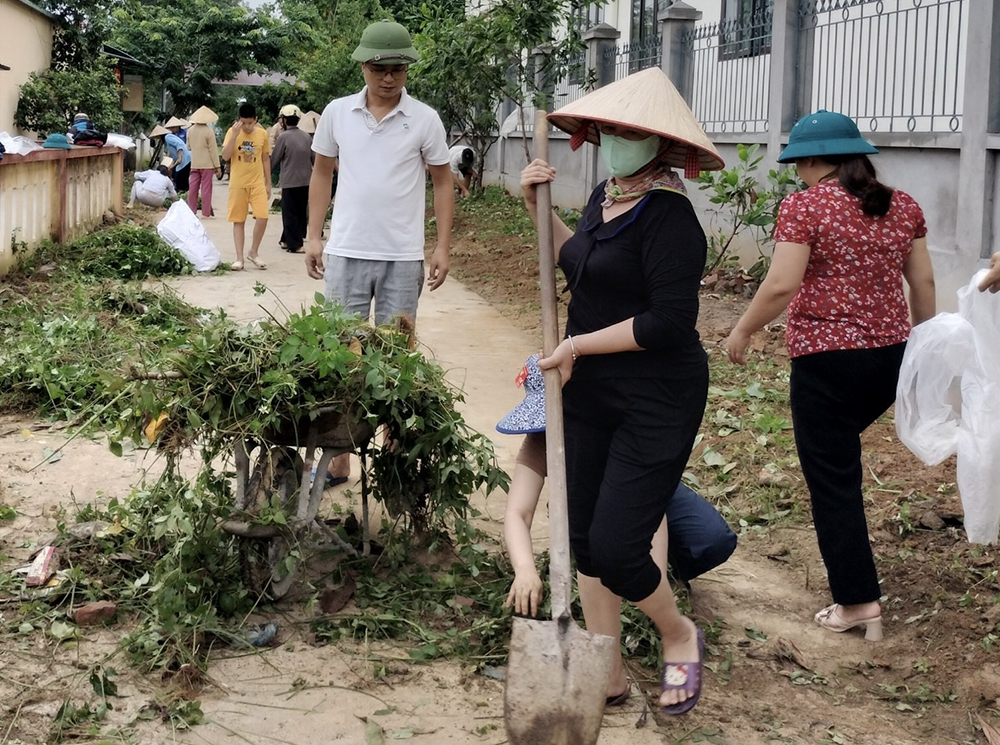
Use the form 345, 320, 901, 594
558, 182, 707, 381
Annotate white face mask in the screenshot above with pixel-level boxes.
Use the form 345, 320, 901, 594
600, 132, 660, 177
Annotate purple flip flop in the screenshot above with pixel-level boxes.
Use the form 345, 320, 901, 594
660, 626, 704, 716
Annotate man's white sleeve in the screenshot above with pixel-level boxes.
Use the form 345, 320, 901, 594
311, 101, 340, 158
422, 113, 450, 166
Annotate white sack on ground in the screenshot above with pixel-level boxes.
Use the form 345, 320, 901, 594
156, 201, 221, 272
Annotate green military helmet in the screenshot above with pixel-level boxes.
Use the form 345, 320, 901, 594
777, 110, 878, 163
352, 20, 420, 65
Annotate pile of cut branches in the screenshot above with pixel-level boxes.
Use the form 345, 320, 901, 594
120, 292, 508, 531
31, 224, 195, 279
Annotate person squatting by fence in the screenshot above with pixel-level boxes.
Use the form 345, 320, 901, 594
724, 110, 936, 642
127, 158, 177, 208
448, 144, 477, 198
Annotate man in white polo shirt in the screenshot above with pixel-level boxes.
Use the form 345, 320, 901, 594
305, 20, 454, 327
305, 19, 454, 487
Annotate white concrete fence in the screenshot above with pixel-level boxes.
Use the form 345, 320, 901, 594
0, 146, 124, 275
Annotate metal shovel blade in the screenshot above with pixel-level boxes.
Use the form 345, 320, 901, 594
504, 615, 615, 745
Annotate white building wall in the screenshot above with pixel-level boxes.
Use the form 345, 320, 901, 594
0, 0, 55, 136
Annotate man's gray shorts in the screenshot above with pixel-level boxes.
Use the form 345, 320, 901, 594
323, 255, 424, 326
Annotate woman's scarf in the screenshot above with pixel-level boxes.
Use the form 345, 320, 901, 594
601, 165, 687, 208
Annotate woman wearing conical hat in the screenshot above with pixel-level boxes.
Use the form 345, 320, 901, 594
186, 106, 222, 219
520, 67, 723, 715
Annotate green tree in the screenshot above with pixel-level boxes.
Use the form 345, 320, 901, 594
380, 0, 463, 24
109, 0, 282, 116
15, 60, 123, 135
40, 0, 118, 67
408, 0, 587, 191
275, 0, 388, 110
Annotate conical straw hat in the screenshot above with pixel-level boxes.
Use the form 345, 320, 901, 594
188, 106, 218, 125
300, 110, 321, 134
548, 67, 724, 177
164, 116, 189, 129
149, 124, 169, 138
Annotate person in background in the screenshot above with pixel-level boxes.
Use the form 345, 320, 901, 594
979, 253, 1000, 293
448, 144, 477, 198
156, 118, 191, 193
70, 112, 90, 135
272, 104, 314, 253
186, 106, 222, 219
724, 110, 936, 642
306, 20, 454, 487
221, 103, 272, 271
127, 157, 177, 208
167, 115, 188, 144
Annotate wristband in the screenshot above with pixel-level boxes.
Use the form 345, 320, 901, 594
568, 336, 579, 361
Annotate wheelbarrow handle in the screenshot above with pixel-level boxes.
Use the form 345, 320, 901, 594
534, 109, 572, 622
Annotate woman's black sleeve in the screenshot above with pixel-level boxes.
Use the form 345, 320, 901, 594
631, 195, 706, 350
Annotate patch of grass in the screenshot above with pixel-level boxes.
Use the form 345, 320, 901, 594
456, 186, 537, 238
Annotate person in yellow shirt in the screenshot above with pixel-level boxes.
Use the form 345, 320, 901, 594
221, 103, 272, 270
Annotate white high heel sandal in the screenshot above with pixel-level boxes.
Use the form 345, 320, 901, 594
814, 604, 883, 642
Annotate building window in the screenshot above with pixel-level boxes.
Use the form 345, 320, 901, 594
630, 0, 658, 47
568, 3, 605, 84
720, 0, 772, 60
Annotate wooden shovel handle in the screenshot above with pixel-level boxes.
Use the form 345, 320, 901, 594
533, 109, 572, 621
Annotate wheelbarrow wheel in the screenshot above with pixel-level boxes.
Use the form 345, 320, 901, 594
238, 447, 303, 599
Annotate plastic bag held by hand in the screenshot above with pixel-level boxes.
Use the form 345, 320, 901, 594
156, 201, 221, 272
896, 270, 1000, 544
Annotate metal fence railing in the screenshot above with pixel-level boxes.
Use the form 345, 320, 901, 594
682, 8, 772, 134
799, 0, 969, 133
601, 36, 662, 83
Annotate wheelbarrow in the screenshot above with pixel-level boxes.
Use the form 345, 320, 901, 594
221, 405, 375, 598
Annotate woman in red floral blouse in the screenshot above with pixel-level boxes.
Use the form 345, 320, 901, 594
725, 110, 936, 642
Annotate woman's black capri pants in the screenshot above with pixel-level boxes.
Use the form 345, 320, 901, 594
563, 369, 708, 603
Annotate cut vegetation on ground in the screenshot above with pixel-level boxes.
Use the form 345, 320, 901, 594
0, 195, 998, 745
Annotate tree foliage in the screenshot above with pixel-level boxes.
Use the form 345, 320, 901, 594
408, 0, 587, 190
274, 0, 389, 110
39, 0, 118, 67
15, 59, 123, 135
108, 0, 282, 116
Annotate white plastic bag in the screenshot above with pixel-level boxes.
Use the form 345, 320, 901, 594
895, 312, 976, 465
156, 201, 221, 272
0, 131, 43, 156
896, 270, 1000, 544
105, 133, 136, 150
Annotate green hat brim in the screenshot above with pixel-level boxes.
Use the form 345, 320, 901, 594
777, 137, 878, 163
351, 47, 419, 64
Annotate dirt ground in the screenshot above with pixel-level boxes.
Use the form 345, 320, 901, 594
2, 186, 999, 744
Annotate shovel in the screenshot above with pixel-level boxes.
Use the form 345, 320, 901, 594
503, 110, 615, 745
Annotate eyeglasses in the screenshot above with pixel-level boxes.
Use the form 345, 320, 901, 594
365, 63, 408, 78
